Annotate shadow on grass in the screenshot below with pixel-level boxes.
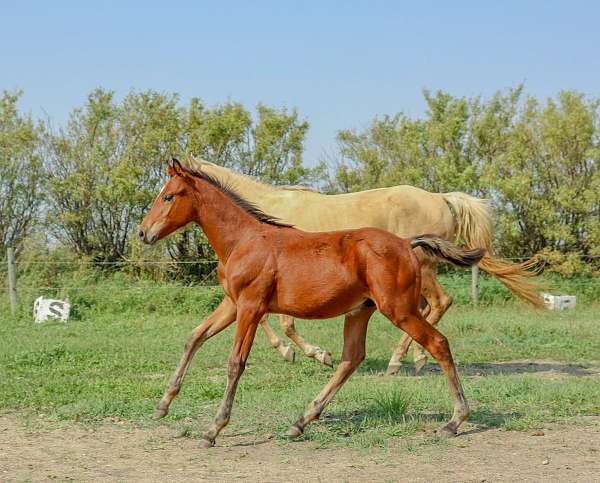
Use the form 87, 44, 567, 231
312, 401, 514, 438
358, 358, 600, 377
171, 402, 517, 446
467, 408, 518, 431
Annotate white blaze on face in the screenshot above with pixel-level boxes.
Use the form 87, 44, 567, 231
154, 182, 168, 203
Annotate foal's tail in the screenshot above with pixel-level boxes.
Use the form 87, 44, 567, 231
442, 192, 545, 308
410, 235, 485, 268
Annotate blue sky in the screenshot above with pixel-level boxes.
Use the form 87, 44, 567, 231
2, 1, 600, 165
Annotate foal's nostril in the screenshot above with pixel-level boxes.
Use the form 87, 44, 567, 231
138, 229, 145, 240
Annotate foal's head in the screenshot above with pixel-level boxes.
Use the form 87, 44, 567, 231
138, 159, 196, 245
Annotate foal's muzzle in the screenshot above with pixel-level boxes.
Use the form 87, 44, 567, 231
138, 226, 158, 245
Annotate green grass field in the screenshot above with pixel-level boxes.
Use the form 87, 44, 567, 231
1, 272, 599, 449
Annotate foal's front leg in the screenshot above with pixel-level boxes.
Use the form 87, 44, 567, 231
154, 296, 237, 419
201, 306, 264, 448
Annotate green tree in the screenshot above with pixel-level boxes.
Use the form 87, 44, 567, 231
184, 99, 314, 185
0, 91, 44, 255
45, 88, 182, 260
333, 90, 482, 194
484, 91, 600, 258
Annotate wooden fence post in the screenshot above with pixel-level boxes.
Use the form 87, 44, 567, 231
471, 264, 479, 306
7, 247, 17, 314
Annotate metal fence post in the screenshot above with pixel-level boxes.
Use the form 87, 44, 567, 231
7, 247, 17, 314
471, 264, 479, 306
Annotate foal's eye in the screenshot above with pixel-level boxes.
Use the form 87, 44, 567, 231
163, 194, 174, 202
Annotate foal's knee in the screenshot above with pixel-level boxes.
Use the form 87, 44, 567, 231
185, 329, 206, 350
228, 359, 245, 379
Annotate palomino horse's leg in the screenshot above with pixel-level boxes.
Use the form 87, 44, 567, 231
385, 308, 469, 435
287, 305, 375, 437
201, 306, 264, 448
153, 297, 237, 419
387, 261, 453, 375
280, 315, 333, 367
260, 317, 295, 362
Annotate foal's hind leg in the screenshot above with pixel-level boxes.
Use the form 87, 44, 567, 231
386, 296, 430, 375
260, 317, 295, 362
287, 305, 375, 437
411, 274, 453, 374
280, 315, 333, 367
154, 296, 237, 419
387, 261, 453, 375
383, 306, 469, 435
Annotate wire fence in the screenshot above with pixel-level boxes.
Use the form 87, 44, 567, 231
0, 255, 221, 305
10, 254, 600, 265
12, 285, 221, 292
9, 260, 218, 265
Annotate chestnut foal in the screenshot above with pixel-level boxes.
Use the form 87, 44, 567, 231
139, 159, 484, 448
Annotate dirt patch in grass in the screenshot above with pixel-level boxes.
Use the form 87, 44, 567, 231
1, 415, 598, 482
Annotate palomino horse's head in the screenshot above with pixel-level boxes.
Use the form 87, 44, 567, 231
138, 159, 196, 245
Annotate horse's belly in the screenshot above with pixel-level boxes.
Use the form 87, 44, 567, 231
269, 275, 367, 319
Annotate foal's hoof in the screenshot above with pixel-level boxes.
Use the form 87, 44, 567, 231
315, 350, 333, 368
153, 407, 169, 420
281, 344, 296, 363
414, 356, 428, 375
200, 437, 215, 448
437, 424, 458, 438
286, 424, 303, 439
385, 363, 402, 376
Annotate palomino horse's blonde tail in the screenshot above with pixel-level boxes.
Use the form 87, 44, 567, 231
441, 192, 545, 308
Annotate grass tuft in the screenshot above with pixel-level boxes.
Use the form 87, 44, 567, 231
370, 388, 411, 422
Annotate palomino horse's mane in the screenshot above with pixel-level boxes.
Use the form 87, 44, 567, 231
186, 157, 319, 193
182, 163, 293, 228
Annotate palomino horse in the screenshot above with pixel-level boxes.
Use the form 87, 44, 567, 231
185, 157, 542, 374
139, 159, 484, 447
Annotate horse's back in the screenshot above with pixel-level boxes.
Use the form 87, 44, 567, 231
260, 186, 455, 239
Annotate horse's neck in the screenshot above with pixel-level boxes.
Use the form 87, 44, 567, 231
192, 176, 263, 262
199, 163, 276, 199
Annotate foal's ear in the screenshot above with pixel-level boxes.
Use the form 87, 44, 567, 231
168, 158, 185, 177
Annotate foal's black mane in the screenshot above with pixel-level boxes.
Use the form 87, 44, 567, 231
184, 166, 293, 228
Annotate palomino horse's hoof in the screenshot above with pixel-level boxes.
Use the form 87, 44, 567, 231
200, 437, 216, 448
385, 363, 402, 376
153, 407, 169, 420
286, 424, 303, 439
414, 356, 428, 375
315, 350, 333, 368
437, 424, 458, 438
281, 344, 296, 363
